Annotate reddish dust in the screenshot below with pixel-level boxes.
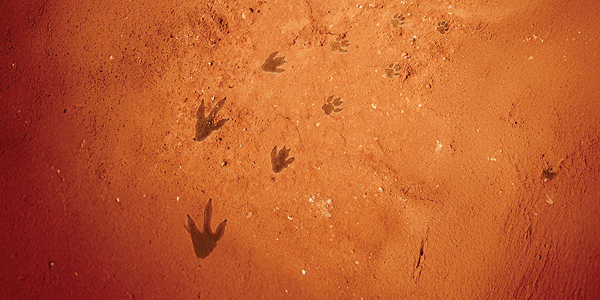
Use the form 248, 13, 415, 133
2, 0, 599, 298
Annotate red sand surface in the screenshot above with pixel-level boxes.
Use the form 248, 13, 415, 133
2, 0, 600, 298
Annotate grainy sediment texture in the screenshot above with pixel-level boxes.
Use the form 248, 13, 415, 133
2, 0, 599, 298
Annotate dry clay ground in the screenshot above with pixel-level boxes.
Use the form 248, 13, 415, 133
2, 0, 600, 298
